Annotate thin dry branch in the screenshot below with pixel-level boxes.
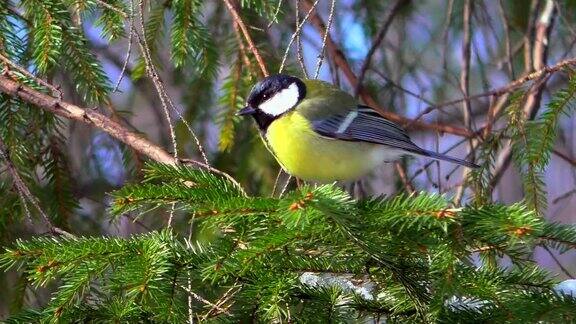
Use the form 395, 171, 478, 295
112, 0, 134, 93
413, 57, 576, 122
490, 0, 556, 190
295, 0, 309, 77
223, 0, 269, 77
178, 283, 232, 316
137, 0, 178, 160
0, 53, 61, 97
94, 0, 128, 17
453, 0, 474, 205
395, 162, 414, 194
136, 0, 209, 166
0, 138, 72, 237
299, 0, 472, 137
459, 0, 473, 134
279, 0, 321, 73
553, 148, 576, 167
354, 0, 410, 96
313, 0, 336, 79
498, 0, 515, 78
0, 75, 176, 164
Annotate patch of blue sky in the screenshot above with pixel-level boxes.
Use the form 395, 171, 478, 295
407, 14, 434, 51
83, 17, 133, 94
89, 133, 126, 187
83, 15, 108, 47
401, 71, 435, 118
339, 13, 369, 61
5, 15, 29, 62
301, 25, 331, 81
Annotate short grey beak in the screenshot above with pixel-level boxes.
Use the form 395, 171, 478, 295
237, 106, 257, 116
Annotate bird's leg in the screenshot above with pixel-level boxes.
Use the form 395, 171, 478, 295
354, 180, 366, 200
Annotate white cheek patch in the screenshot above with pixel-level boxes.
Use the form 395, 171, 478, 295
259, 83, 300, 116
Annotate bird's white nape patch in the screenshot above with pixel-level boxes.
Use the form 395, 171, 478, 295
258, 83, 300, 116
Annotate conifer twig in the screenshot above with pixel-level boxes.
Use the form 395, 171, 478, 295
279, 175, 292, 198
271, 168, 284, 197
498, 0, 515, 78
295, 0, 309, 78
178, 284, 232, 316
541, 245, 574, 278
180, 159, 246, 197
395, 162, 414, 194
553, 148, 576, 167
0, 53, 61, 98
440, 0, 454, 70
111, 0, 134, 93
94, 0, 128, 17
0, 75, 176, 164
0, 75, 246, 197
265, 0, 284, 29
137, 0, 178, 161
354, 0, 409, 96
313, 0, 335, 79
490, 0, 556, 191
411, 57, 576, 122
279, 0, 321, 74
135, 0, 209, 168
0, 138, 72, 237
201, 282, 241, 320
453, 0, 474, 205
223, 0, 269, 77
299, 0, 472, 138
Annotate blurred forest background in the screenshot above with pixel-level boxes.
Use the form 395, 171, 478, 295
2, 0, 576, 317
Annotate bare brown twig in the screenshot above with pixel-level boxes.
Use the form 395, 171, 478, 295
94, 0, 128, 17
412, 57, 576, 123
498, 0, 515, 78
136, 0, 209, 169
541, 245, 574, 278
279, 0, 321, 74
313, 0, 336, 79
490, 0, 556, 192
0, 53, 61, 97
223, 0, 269, 77
0, 138, 72, 237
354, 0, 410, 96
300, 0, 472, 138
0, 75, 176, 164
453, 0, 474, 205
111, 0, 134, 93
395, 162, 414, 194
295, 0, 309, 78
178, 283, 232, 316
553, 148, 576, 167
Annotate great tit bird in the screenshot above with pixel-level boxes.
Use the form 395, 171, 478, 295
238, 74, 478, 182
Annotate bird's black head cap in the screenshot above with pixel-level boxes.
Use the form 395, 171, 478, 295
239, 74, 306, 131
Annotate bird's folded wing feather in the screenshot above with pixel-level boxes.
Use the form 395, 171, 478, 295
311, 105, 479, 168
311, 105, 425, 154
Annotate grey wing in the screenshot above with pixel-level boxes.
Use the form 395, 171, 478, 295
312, 105, 478, 168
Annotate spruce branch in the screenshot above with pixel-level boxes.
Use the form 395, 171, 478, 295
0, 137, 71, 237
299, 0, 472, 137
0, 53, 61, 97
354, 0, 409, 96
223, 0, 269, 77
412, 57, 576, 122
0, 74, 176, 164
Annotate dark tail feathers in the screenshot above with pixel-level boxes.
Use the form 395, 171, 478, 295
413, 148, 479, 168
